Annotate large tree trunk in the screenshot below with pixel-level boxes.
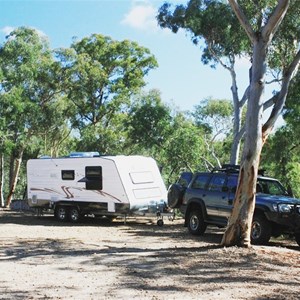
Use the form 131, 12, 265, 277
6, 148, 24, 208
222, 39, 266, 247
0, 154, 4, 207
222, 0, 292, 248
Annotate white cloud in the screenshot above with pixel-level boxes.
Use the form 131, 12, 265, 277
1, 26, 48, 42
121, 2, 158, 32
1, 26, 15, 36
34, 28, 48, 39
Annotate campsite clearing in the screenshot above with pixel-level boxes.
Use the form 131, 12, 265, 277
0, 209, 299, 300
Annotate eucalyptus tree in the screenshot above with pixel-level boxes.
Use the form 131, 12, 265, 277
261, 127, 300, 198
222, 0, 300, 247
157, 0, 299, 166
75, 111, 129, 155
161, 114, 209, 185
126, 90, 214, 184
158, 0, 300, 247
157, 0, 250, 164
56, 34, 158, 153
126, 89, 172, 153
260, 74, 300, 198
0, 27, 66, 206
193, 99, 233, 137
192, 98, 234, 167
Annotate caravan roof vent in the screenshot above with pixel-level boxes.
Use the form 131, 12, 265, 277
68, 152, 100, 158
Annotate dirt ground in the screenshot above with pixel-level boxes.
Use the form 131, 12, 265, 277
0, 209, 299, 300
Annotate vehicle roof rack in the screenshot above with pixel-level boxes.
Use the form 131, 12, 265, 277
212, 164, 240, 174
212, 164, 266, 176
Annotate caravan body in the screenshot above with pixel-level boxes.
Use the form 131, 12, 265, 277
27, 155, 167, 220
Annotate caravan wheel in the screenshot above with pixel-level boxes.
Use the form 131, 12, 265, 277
69, 207, 81, 223
55, 206, 68, 222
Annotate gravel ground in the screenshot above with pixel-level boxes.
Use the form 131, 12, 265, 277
0, 209, 299, 300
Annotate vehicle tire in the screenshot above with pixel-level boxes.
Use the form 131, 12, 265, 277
157, 219, 164, 226
167, 183, 185, 208
187, 208, 207, 235
68, 207, 81, 223
295, 233, 300, 247
54, 206, 68, 222
251, 213, 272, 245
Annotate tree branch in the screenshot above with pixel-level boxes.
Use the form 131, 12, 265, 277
263, 48, 300, 135
239, 85, 249, 107
261, 0, 290, 42
228, 0, 256, 43
207, 43, 232, 71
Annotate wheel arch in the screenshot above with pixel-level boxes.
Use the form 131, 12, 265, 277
253, 205, 270, 220
184, 198, 207, 226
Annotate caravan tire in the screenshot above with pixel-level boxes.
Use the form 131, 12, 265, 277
68, 207, 81, 223
54, 206, 68, 222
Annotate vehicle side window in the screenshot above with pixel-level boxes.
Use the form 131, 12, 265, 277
191, 174, 210, 189
268, 184, 282, 195
62, 170, 75, 180
258, 179, 286, 196
227, 176, 238, 193
208, 175, 226, 191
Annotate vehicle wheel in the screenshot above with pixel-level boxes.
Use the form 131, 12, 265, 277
251, 214, 272, 245
187, 208, 207, 235
54, 206, 68, 222
68, 207, 81, 223
295, 233, 300, 247
157, 219, 164, 226
167, 183, 185, 208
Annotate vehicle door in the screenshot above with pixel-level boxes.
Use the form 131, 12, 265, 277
218, 175, 238, 218
184, 173, 211, 206
204, 174, 227, 218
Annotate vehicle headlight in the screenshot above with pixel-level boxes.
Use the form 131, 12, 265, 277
277, 204, 293, 213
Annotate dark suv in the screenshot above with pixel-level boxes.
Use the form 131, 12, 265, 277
168, 165, 300, 246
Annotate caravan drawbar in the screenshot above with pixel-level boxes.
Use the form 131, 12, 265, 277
27, 155, 172, 225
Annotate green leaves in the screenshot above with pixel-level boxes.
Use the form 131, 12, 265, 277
126, 90, 172, 149
157, 0, 250, 67
193, 98, 234, 138
0, 27, 70, 157
58, 34, 158, 129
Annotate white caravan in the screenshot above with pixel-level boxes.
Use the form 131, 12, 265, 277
27, 155, 170, 224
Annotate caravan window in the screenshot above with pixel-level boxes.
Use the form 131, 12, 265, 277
62, 170, 75, 180
85, 166, 102, 190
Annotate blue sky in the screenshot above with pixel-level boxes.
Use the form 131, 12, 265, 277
0, 0, 251, 112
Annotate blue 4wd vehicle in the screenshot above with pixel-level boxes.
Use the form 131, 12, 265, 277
168, 165, 300, 246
